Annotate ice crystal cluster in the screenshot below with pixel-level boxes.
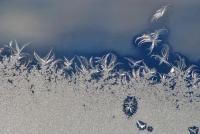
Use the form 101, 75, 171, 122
0, 39, 199, 110
0, 6, 199, 133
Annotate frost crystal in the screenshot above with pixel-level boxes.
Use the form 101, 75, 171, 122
123, 96, 138, 117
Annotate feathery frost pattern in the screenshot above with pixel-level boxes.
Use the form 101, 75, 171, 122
135, 29, 167, 54
151, 5, 169, 22
0, 5, 199, 110
151, 45, 171, 66
0, 39, 199, 109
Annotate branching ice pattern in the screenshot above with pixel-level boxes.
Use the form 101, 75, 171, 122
0, 5, 199, 109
